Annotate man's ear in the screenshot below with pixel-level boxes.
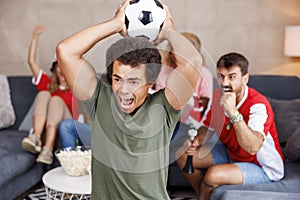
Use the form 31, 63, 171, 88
243, 73, 249, 85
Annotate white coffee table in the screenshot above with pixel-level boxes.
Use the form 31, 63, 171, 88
42, 166, 91, 200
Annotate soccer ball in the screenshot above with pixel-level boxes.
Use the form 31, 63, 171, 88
125, 0, 167, 41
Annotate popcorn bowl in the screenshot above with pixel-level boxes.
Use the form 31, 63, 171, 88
55, 146, 91, 176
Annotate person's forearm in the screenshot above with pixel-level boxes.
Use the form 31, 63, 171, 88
56, 18, 123, 101
28, 33, 40, 77
163, 29, 202, 110
232, 121, 264, 154
57, 19, 122, 61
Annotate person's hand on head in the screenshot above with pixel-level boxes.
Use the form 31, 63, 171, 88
161, 5, 175, 31
154, 4, 175, 44
114, 0, 131, 37
33, 25, 45, 36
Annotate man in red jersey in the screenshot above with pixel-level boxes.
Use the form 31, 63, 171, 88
176, 52, 284, 200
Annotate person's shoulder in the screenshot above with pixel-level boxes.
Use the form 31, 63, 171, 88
148, 89, 179, 110
248, 87, 269, 104
148, 89, 165, 100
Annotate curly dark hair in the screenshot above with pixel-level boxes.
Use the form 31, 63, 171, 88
106, 37, 162, 85
216, 52, 249, 76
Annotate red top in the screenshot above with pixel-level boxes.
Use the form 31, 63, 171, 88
33, 71, 79, 119
202, 86, 284, 181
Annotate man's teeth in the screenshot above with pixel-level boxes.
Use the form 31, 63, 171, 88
121, 98, 133, 106
223, 87, 232, 92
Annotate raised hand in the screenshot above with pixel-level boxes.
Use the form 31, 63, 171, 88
220, 92, 236, 117
154, 3, 175, 44
114, 0, 131, 37
33, 25, 45, 36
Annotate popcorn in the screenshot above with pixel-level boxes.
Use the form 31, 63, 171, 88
55, 147, 91, 176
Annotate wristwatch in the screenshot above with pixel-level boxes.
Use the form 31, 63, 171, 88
230, 110, 243, 123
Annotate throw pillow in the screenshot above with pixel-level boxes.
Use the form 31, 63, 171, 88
268, 98, 300, 146
285, 127, 300, 162
0, 74, 16, 129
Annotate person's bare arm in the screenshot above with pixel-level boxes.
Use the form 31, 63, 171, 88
28, 25, 45, 79
56, 0, 130, 101
232, 119, 264, 154
159, 7, 202, 110
220, 92, 264, 154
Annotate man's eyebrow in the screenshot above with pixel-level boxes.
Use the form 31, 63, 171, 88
112, 74, 121, 79
128, 77, 140, 81
217, 72, 237, 76
112, 74, 141, 81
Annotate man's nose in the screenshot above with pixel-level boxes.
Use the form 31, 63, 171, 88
119, 81, 131, 93
222, 76, 230, 86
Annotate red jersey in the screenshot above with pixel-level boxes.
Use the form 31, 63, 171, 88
33, 70, 79, 119
202, 86, 284, 181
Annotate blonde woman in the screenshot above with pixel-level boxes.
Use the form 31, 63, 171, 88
22, 25, 78, 164
156, 32, 213, 132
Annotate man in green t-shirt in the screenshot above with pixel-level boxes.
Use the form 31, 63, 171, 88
56, 0, 202, 199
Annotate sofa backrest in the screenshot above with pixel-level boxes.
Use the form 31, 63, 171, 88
7, 76, 37, 130
248, 75, 300, 100
248, 75, 300, 146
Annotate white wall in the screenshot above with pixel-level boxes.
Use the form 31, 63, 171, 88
1, 0, 300, 77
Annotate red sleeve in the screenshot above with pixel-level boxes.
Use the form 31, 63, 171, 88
35, 73, 51, 91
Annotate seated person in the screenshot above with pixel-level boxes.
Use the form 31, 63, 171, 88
176, 52, 284, 200
22, 25, 78, 165
58, 118, 91, 148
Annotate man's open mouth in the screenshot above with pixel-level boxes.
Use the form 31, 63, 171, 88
222, 86, 233, 93
119, 97, 134, 109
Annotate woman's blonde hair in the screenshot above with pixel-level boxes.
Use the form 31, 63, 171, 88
48, 72, 59, 93
165, 32, 206, 66
48, 62, 69, 93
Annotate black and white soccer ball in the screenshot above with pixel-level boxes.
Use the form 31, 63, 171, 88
125, 0, 167, 41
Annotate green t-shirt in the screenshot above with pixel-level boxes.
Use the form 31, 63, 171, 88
83, 80, 181, 199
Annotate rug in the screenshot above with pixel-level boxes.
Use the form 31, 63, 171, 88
23, 186, 197, 200
23, 187, 47, 200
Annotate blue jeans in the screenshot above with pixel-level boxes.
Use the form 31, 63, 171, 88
58, 119, 91, 148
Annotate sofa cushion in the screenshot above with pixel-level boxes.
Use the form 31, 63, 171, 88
7, 76, 37, 130
221, 190, 300, 200
0, 130, 37, 187
212, 161, 300, 199
0, 74, 16, 129
18, 104, 33, 131
248, 75, 300, 100
285, 127, 300, 162
268, 98, 300, 145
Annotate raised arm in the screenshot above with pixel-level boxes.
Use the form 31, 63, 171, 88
56, 0, 130, 101
160, 7, 202, 110
28, 25, 45, 79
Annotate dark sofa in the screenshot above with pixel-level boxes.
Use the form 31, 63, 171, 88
167, 75, 300, 199
0, 76, 49, 199
2, 75, 300, 199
